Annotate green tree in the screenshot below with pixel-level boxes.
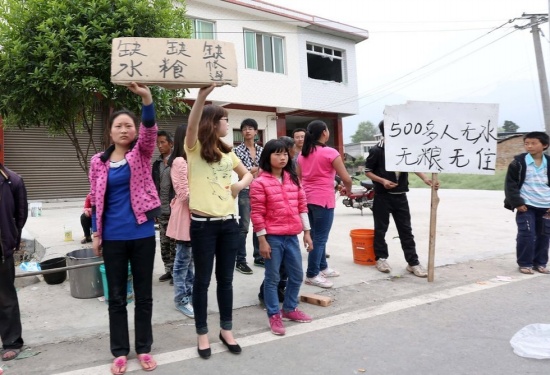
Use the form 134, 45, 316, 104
0, 0, 192, 173
502, 120, 520, 133
351, 121, 377, 143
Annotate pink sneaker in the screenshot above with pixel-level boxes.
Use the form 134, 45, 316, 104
282, 308, 312, 323
269, 314, 286, 335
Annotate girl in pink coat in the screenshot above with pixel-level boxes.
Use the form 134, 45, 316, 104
250, 139, 314, 336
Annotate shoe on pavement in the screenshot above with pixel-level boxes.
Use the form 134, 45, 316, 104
159, 272, 172, 282
176, 302, 195, 318
375, 258, 392, 273
406, 264, 428, 278
169, 278, 174, 286
304, 274, 333, 288
254, 258, 265, 267
80, 237, 92, 244
282, 308, 312, 323
236, 263, 253, 275
269, 314, 286, 335
320, 267, 340, 278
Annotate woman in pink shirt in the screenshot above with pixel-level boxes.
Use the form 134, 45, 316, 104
297, 121, 352, 289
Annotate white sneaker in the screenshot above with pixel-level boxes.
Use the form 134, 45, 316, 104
320, 267, 340, 278
406, 264, 427, 278
305, 274, 333, 288
176, 302, 195, 318
376, 258, 392, 273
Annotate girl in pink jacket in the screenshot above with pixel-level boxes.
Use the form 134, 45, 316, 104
250, 139, 314, 336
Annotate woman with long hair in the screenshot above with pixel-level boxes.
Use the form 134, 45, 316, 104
166, 125, 195, 318
297, 120, 352, 289
184, 85, 253, 359
89, 83, 160, 374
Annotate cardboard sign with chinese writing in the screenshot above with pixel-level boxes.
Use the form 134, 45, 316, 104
384, 101, 499, 174
111, 37, 238, 89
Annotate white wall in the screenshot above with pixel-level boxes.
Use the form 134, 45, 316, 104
186, 1, 361, 116
297, 30, 360, 116
186, 1, 302, 109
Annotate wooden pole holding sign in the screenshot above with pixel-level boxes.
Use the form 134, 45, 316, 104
427, 173, 439, 282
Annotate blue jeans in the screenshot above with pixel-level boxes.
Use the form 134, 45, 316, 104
236, 189, 260, 264
191, 218, 239, 335
173, 241, 194, 305
516, 207, 550, 268
263, 235, 303, 316
306, 204, 334, 278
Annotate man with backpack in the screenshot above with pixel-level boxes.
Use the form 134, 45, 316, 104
0, 160, 28, 361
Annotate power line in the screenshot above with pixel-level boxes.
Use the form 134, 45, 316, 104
357, 28, 520, 110
287, 20, 518, 117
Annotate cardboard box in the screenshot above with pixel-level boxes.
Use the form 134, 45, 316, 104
111, 37, 238, 89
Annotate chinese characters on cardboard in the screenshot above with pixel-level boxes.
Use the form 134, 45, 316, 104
111, 37, 238, 89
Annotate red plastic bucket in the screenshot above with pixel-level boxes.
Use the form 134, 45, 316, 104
350, 229, 375, 265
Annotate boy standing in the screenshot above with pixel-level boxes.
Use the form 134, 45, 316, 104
504, 131, 550, 274
365, 120, 437, 277
234, 118, 263, 274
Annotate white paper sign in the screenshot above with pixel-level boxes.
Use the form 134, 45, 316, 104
384, 101, 499, 175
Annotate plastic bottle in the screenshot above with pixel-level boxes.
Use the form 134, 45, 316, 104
20, 261, 41, 272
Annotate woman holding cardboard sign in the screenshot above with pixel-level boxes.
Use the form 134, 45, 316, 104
184, 84, 252, 358
89, 83, 160, 374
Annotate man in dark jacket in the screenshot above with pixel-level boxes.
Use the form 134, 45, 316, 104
0, 162, 28, 361
365, 121, 437, 278
152, 130, 176, 283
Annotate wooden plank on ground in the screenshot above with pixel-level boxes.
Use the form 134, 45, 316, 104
300, 293, 332, 307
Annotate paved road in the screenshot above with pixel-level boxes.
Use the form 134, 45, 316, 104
4, 189, 534, 374
5, 253, 550, 375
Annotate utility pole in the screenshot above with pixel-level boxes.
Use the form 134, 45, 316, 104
517, 14, 550, 135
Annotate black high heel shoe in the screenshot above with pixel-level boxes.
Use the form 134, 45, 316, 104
219, 332, 242, 354
197, 337, 211, 359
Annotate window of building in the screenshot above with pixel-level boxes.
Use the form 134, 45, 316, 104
306, 42, 344, 83
233, 128, 265, 146
193, 19, 216, 39
244, 30, 285, 74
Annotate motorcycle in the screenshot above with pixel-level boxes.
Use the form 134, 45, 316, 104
337, 175, 375, 216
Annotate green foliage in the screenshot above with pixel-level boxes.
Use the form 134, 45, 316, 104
0, 0, 192, 171
502, 120, 519, 133
351, 121, 377, 143
407, 170, 506, 191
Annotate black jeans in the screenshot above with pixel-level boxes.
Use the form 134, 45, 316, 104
102, 236, 156, 357
191, 218, 239, 335
0, 256, 24, 350
372, 193, 419, 266
80, 213, 92, 238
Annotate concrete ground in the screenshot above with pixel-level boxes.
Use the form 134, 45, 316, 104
14, 188, 516, 345
4, 188, 530, 375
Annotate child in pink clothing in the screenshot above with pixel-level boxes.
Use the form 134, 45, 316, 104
251, 139, 313, 336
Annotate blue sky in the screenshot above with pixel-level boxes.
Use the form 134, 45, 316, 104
274, 0, 549, 142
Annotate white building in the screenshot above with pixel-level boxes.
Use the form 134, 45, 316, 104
184, 0, 368, 148
1, 0, 368, 199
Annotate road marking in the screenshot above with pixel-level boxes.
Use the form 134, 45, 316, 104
54, 274, 538, 374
